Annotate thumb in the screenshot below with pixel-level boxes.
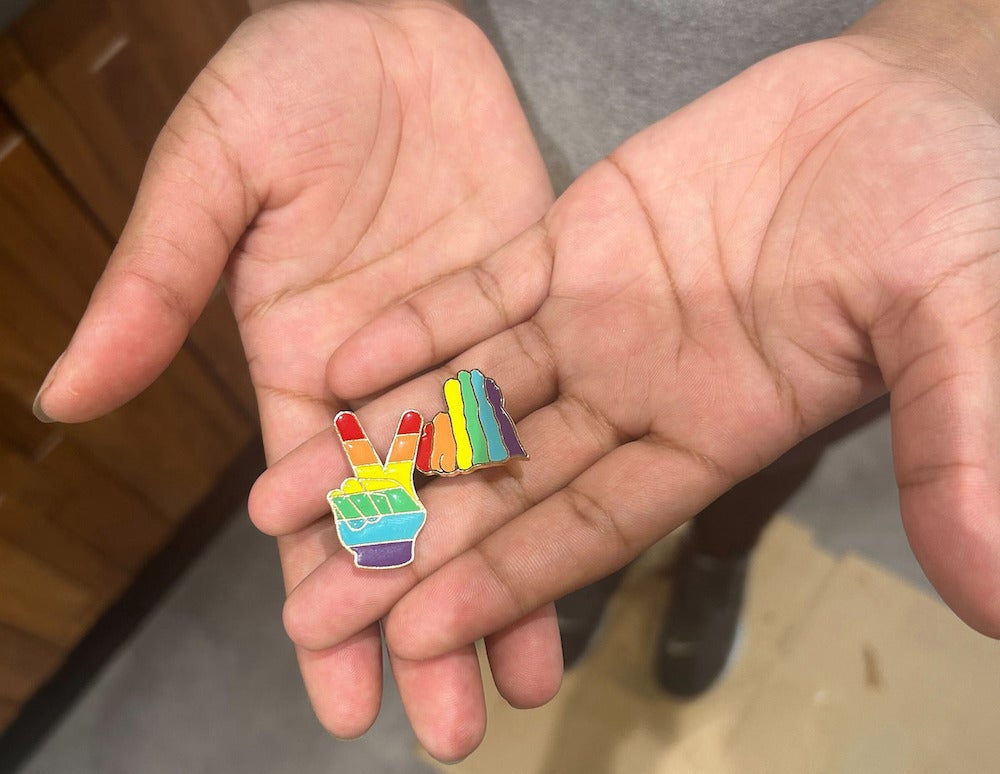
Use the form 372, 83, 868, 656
879, 279, 1000, 638
34, 75, 259, 423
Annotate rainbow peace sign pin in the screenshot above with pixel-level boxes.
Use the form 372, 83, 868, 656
328, 370, 526, 569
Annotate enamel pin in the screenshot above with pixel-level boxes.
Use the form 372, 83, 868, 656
328, 370, 526, 569
328, 410, 426, 570
416, 369, 527, 475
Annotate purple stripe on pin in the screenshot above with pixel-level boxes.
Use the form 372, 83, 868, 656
485, 377, 525, 457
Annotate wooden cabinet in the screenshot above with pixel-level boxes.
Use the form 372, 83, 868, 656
0, 0, 252, 733
0, 0, 247, 235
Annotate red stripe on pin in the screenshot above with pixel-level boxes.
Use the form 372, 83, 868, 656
398, 410, 422, 436
335, 412, 365, 441
415, 423, 434, 473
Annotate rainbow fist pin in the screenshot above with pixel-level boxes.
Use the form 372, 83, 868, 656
328, 371, 526, 569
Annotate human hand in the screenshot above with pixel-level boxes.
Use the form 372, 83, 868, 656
268, 14, 1000, 757
31, 0, 557, 759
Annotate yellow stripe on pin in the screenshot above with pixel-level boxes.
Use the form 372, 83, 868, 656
444, 377, 473, 469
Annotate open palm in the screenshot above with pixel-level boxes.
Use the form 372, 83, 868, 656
266, 32, 1000, 757
35, 0, 556, 759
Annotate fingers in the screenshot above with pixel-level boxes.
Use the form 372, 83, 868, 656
876, 289, 1000, 638
327, 222, 554, 400
483, 603, 563, 709
296, 628, 384, 739
388, 607, 563, 761
278, 525, 385, 737
333, 410, 423, 493
385, 411, 422, 493
383, 436, 731, 660
386, 410, 423, 464
334, 412, 386, 477
444, 376, 476, 471
389, 645, 486, 763
281, 393, 616, 652
250, 323, 558, 537
34, 78, 259, 423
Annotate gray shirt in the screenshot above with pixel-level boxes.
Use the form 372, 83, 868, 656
466, 0, 878, 191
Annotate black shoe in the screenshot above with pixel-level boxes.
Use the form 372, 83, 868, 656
556, 568, 628, 668
654, 541, 748, 697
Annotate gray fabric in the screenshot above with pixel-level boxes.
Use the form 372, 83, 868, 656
466, 0, 878, 192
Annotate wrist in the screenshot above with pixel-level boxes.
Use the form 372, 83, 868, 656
843, 0, 1000, 118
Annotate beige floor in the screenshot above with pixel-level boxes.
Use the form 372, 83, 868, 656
424, 519, 1000, 774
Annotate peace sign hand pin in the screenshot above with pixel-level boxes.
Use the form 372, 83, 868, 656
328, 410, 426, 569
327, 371, 526, 569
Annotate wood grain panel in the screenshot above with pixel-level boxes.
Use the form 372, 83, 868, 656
0, 540, 103, 646
0, 384, 56, 459
108, 0, 248, 99
10, 0, 160, 198
0, 111, 111, 302
0, 382, 174, 571
4, 0, 248, 237
29, 437, 173, 571
0, 485, 129, 604
0, 623, 65, 704
0, 443, 132, 595
0, 698, 18, 734
0, 36, 130, 231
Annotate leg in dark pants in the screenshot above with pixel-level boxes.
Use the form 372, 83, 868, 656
558, 396, 890, 683
653, 440, 825, 695
655, 395, 889, 695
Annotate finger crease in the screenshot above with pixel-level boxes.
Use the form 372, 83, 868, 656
561, 483, 632, 559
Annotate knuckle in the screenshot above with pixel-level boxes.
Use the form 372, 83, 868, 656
246, 478, 281, 535
471, 544, 528, 620
119, 262, 198, 328
512, 319, 558, 381
399, 296, 439, 363
469, 262, 510, 327
282, 590, 321, 650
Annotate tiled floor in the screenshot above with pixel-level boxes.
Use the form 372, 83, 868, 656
18, 412, 956, 774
